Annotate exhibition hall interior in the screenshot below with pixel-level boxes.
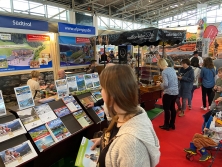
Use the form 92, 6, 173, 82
0, 0, 222, 167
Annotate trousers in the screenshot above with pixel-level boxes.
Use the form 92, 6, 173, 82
192, 133, 217, 150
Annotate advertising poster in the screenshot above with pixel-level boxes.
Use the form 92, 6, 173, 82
0, 90, 6, 116
0, 33, 52, 72
55, 79, 69, 99
59, 36, 94, 66
14, 86, 34, 110
66, 76, 78, 93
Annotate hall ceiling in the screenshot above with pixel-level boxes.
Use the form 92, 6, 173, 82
46, 0, 221, 24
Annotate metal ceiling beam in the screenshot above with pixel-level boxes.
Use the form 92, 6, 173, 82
77, 0, 100, 8
48, 9, 67, 19
116, 0, 141, 12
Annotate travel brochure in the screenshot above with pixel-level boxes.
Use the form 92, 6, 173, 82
73, 110, 93, 128
66, 76, 78, 93
17, 108, 43, 131
91, 91, 102, 101
84, 74, 94, 89
29, 125, 55, 152
80, 96, 97, 107
62, 96, 82, 113
54, 106, 71, 118
76, 75, 86, 91
55, 79, 69, 99
92, 106, 105, 121
33, 103, 57, 124
0, 119, 27, 143
75, 137, 99, 167
0, 90, 6, 116
14, 86, 35, 110
0, 141, 38, 167
92, 73, 100, 88
46, 118, 71, 142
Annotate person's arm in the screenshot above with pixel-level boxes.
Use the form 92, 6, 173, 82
181, 70, 194, 83
94, 99, 104, 106
160, 72, 168, 88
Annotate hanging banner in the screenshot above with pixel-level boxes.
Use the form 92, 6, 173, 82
0, 15, 48, 31
0, 32, 52, 72
203, 25, 218, 45
118, 45, 127, 64
58, 22, 95, 35
202, 38, 210, 58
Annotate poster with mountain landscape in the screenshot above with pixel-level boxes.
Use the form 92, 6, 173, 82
0, 33, 52, 71
59, 36, 94, 66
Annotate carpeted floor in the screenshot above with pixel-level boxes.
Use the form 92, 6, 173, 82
147, 108, 163, 120
152, 88, 222, 167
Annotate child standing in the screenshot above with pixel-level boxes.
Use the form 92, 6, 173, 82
210, 67, 222, 111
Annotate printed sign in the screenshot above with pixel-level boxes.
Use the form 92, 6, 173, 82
58, 22, 95, 35
0, 15, 48, 31
26, 34, 50, 41
0, 34, 11, 40
76, 37, 90, 43
203, 25, 219, 45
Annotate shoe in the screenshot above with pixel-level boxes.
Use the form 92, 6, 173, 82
199, 148, 211, 161
176, 109, 181, 112
169, 124, 175, 130
201, 106, 207, 110
184, 148, 197, 155
188, 105, 192, 110
178, 111, 185, 117
159, 125, 169, 131
208, 106, 211, 110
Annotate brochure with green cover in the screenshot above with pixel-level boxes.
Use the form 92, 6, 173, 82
75, 137, 100, 167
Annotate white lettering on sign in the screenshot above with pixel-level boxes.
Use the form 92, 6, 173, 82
12, 20, 32, 27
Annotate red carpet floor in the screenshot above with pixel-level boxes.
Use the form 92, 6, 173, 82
152, 88, 222, 167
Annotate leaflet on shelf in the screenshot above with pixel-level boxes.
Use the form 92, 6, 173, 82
33, 103, 57, 124
14, 86, 35, 110
45, 118, 71, 142
0, 140, 38, 167
66, 76, 78, 94
91, 91, 102, 101
84, 74, 94, 89
75, 137, 99, 167
80, 96, 97, 107
29, 125, 55, 152
17, 107, 43, 131
0, 119, 26, 143
91, 106, 105, 121
0, 90, 6, 116
62, 96, 82, 113
73, 110, 93, 128
76, 75, 86, 91
53, 106, 71, 118
92, 73, 100, 88
55, 79, 69, 99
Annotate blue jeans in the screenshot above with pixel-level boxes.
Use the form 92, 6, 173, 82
202, 115, 213, 132
188, 85, 197, 106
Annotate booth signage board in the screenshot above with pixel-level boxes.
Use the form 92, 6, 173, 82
203, 25, 219, 45
0, 32, 52, 72
202, 38, 210, 58
0, 15, 48, 31
118, 45, 127, 64
59, 36, 93, 67
58, 22, 95, 35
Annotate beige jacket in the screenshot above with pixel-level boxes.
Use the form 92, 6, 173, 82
105, 107, 160, 167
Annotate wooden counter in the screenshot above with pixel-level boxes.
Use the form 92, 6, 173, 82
139, 85, 162, 111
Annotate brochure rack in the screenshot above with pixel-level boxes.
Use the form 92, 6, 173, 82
0, 113, 35, 167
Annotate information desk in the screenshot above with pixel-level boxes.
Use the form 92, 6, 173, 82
139, 85, 162, 111
6, 98, 108, 167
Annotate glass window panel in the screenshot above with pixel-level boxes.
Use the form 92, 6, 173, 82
47, 5, 59, 19
170, 22, 178, 27
100, 17, 108, 27
115, 20, 122, 29
182, 12, 187, 17
207, 17, 216, 23
207, 10, 216, 17
13, 0, 29, 13
0, 0, 11, 12
110, 19, 115, 27
187, 20, 196, 25
216, 17, 222, 22
29, 1, 45, 16
217, 8, 222, 15
179, 21, 187, 26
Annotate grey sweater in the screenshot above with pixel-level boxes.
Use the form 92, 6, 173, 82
105, 107, 160, 167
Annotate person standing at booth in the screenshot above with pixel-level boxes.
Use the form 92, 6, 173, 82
156, 58, 178, 130
27, 70, 41, 97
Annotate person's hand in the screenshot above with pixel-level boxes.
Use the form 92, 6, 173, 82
203, 128, 209, 131
91, 138, 101, 150
178, 76, 182, 80
216, 97, 222, 102
213, 85, 218, 91
213, 116, 217, 122
156, 81, 161, 86
85, 102, 94, 108
217, 86, 222, 92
